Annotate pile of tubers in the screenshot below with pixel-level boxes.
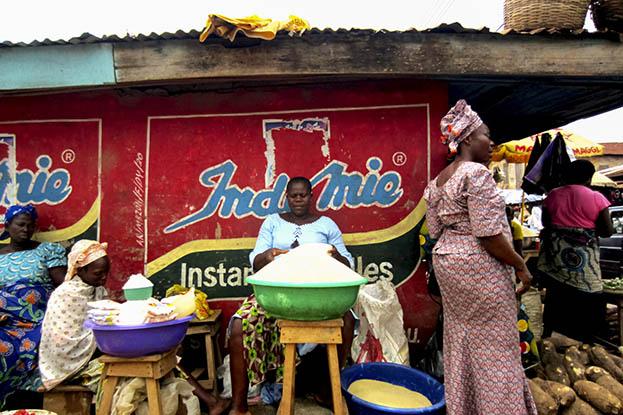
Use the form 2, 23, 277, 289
529, 335, 623, 415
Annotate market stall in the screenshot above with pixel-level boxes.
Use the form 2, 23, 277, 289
1, 20, 623, 412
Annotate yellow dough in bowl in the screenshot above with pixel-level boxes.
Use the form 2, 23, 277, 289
347, 379, 432, 409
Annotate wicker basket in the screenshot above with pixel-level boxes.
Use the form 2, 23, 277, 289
591, 0, 623, 31
504, 0, 591, 31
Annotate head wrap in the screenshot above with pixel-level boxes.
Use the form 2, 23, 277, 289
440, 99, 484, 155
0, 204, 38, 240
66, 240, 108, 281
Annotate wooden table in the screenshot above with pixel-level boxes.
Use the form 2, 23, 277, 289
185, 309, 222, 392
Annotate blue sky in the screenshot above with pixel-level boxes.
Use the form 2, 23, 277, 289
1, 0, 620, 142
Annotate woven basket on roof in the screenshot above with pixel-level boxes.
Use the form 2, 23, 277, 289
504, 0, 590, 31
591, 0, 623, 31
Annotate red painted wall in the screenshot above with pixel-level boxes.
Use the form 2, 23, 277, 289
0, 79, 448, 353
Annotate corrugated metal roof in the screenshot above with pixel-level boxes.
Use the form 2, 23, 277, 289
604, 143, 623, 155
1, 23, 618, 48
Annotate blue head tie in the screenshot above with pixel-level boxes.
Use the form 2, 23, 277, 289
0, 204, 38, 240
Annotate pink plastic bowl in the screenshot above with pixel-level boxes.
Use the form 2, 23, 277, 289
84, 315, 193, 357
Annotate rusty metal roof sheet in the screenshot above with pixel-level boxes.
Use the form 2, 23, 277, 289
1, 23, 619, 48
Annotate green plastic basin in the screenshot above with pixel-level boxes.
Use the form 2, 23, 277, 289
246, 277, 367, 321
123, 286, 153, 301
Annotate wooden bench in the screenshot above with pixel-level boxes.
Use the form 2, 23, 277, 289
43, 384, 93, 415
184, 309, 222, 394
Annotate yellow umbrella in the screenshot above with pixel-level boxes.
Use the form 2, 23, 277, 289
592, 172, 619, 188
492, 129, 605, 163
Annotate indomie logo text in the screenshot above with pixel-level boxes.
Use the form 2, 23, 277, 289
0, 155, 72, 206
164, 157, 403, 233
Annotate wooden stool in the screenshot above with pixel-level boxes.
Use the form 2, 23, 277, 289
184, 309, 222, 394
277, 319, 345, 415
97, 348, 177, 415
43, 384, 93, 415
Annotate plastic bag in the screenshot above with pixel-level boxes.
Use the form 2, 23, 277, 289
165, 284, 213, 320
217, 354, 261, 399
351, 279, 410, 365
416, 315, 444, 381
111, 377, 200, 415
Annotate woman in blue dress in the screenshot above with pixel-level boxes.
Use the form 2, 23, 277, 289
227, 177, 355, 415
0, 204, 67, 408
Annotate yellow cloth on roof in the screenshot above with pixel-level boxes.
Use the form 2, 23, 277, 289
200, 14, 310, 42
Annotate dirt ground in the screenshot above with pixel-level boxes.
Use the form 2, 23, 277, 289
248, 398, 334, 415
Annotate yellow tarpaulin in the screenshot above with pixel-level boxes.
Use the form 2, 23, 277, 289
200, 14, 310, 42
492, 129, 605, 164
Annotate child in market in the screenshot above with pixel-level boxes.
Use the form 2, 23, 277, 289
38, 239, 231, 414
38, 239, 110, 390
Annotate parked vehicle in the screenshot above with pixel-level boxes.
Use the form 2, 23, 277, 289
600, 206, 623, 279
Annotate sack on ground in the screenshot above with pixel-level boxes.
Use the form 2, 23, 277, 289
351, 279, 410, 365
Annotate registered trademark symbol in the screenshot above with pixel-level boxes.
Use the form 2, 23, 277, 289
392, 152, 407, 166
61, 149, 75, 164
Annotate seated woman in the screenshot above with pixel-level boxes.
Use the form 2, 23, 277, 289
38, 240, 230, 415
228, 177, 355, 415
0, 204, 67, 409
38, 239, 110, 390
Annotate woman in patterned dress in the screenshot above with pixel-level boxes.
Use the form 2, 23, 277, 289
424, 100, 536, 415
0, 204, 67, 409
227, 176, 355, 415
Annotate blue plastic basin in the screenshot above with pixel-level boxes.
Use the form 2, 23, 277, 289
341, 363, 445, 415
84, 315, 193, 357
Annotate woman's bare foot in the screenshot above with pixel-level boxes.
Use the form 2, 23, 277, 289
208, 397, 231, 415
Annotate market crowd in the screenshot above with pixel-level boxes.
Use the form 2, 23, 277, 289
0, 99, 614, 415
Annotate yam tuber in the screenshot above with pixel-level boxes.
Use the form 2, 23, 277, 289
610, 354, 623, 372
587, 366, 612, 382
565, 348, 588, 383
529, 379, 559, 415
546, 363, 571, 386
591, 346, 623, 384
568, 346, 587, 363
561, 397, 604, 415
533, 378, 576, 408
543, 340, 565, 366
579, 350, 591, 366
573, 380, 623, 415
549, 333, 582, 351
597, 375, 623, 403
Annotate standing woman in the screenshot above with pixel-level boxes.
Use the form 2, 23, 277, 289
0, 205, 67, 408
538, 159, 613, 342
424, 100, 536, 415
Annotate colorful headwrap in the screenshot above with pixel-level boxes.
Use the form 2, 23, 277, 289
440, 99, 484, 155
0, 204, 38, 240
66, 239, 108, 281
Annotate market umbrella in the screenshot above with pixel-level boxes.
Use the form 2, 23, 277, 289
492, 128, 604, 164
592, 172, 619, 188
